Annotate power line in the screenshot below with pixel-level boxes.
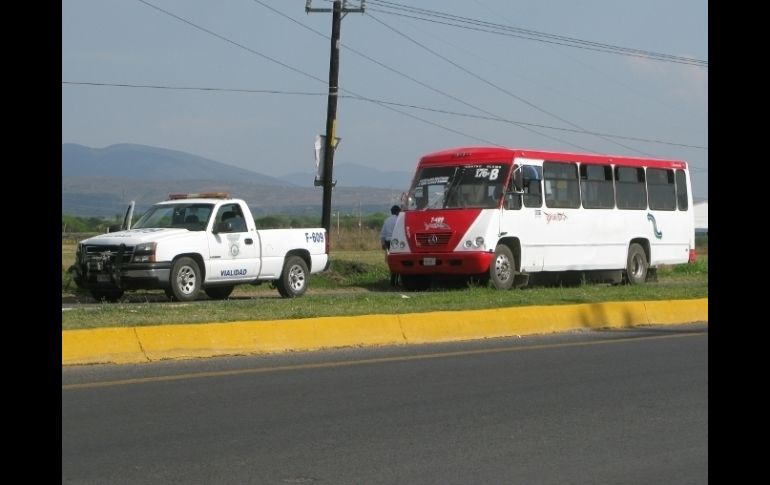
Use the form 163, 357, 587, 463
61, 81, 328, 96
367, 13, 657, 157
343, 95, 707, 151
367, 0, 707, 67
130, 0, 514, 150
126, 1, 703, 161
252, 0, 594, 151
62, 81, 708, 151
135, 0, 326, 85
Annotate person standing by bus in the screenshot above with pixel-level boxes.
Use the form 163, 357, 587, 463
380, 205, 401, 287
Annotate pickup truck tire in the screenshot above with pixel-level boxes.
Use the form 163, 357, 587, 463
170, 256, 201, 302
205, 285, 234, 300
91, 289, 124, 302
276, 256, 308, 298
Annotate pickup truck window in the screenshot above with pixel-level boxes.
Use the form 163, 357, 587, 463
133, 203, 213, 231
215, 204, 248, 233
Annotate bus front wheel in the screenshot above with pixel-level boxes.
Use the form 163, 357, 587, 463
490, 245, 515, 290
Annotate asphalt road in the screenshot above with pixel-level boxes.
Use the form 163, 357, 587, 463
63, 323, 707, 484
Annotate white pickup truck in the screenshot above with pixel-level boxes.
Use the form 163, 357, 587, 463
70, 193, 329, 302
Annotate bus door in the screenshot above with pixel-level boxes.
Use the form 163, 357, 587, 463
502, 162, 545, 272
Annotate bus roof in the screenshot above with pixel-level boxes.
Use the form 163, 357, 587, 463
418, 146, 688, 170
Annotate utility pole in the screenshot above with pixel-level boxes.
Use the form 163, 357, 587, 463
306, 0, 365, 235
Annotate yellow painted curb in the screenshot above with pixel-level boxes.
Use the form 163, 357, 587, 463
62, 327, 146, 365
135, 314, 404, 361
62, 298, 707, 366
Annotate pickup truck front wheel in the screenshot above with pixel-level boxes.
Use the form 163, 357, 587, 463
276, 256, 308, 298
169, 256, 201, 302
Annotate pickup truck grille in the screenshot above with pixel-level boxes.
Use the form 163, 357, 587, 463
83, 244, 135, 264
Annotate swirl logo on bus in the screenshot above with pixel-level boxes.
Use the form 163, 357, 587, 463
647, 213, 663, 239
424, 217, 451, 230
543, 211, 567, 224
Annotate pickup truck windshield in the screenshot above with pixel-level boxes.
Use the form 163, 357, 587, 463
132, 203, 214, 231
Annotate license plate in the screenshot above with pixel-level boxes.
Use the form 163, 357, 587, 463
97, 274, 111, 283
423, 257, 436, 266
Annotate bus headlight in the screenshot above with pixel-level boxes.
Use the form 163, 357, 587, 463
463, 237, 485, 249
132, 242, 157, 263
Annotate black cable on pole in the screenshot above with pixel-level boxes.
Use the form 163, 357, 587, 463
367, 0, 707, 67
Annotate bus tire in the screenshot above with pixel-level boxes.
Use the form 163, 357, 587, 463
625, 243, 648, 285
276, 256, 308, 298
490, 245, 515, 290
170, 256, 201, 302
205, 285, 234, 300
401, 274, 430, 291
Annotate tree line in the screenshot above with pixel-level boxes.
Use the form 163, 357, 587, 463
62, 212, 390, 233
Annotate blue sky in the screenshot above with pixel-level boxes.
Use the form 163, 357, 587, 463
62, 0, 707, 198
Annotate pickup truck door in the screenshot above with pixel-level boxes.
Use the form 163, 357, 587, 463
206, 203, 261, 283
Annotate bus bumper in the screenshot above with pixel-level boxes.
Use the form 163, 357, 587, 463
387, 251, 494, 275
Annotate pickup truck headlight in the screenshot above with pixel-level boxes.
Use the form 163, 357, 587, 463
132, 242, 157, 263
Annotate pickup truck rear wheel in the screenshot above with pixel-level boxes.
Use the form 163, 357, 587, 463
276, 256, 308, 298
205, 285, 234, 300
170, 256, 201, 302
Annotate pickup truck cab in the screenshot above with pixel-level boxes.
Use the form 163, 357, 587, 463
70, 193, 329, 301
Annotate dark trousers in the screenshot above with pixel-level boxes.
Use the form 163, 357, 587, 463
383, 243, 398, 287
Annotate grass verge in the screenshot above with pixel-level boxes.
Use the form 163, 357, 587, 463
62, 246, 707, 330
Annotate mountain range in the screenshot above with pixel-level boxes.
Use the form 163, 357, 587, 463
62, 143, 412, 217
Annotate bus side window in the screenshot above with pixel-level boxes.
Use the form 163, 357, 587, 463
523, 178, 542, 207
505, 192, 522, 210
511, 164, 542, 208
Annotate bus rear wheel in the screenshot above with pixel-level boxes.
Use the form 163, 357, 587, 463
489, 245, 516, 290
625, 243, 648, 285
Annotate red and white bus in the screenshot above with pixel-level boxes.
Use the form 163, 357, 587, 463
387, 146, 695, 291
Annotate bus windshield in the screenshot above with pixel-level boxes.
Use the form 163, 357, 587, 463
406, 163, 511, 210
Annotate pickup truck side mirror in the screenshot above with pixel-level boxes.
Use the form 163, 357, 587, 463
214, 221, 234, 234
